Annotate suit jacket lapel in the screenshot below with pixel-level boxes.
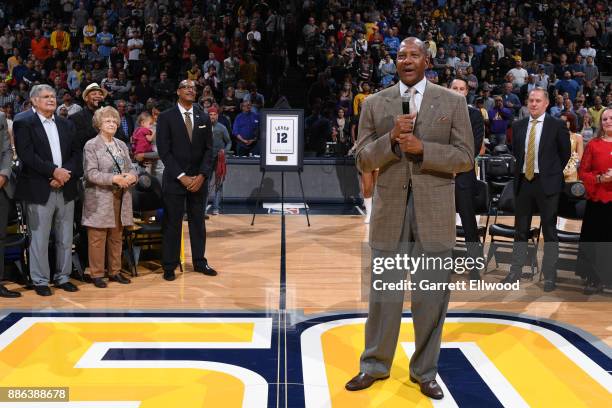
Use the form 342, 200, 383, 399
30, 113, 54, 160
415, 83, 441, 135
538, 115, 551, 163
514, 118, 528, 163
173, 106, 192, 144
383, 83, 402, 119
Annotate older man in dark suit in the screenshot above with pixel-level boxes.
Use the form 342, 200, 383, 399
156, 79, 216, 281
14, 84, 83, 296
345, 38, 473, 400
0, 110, 20, 297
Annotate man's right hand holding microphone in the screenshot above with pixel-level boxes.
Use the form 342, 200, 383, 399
390, 113, 423, 155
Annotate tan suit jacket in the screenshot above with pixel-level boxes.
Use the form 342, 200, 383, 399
356, 81, 474, 252
82, 135, 137, 229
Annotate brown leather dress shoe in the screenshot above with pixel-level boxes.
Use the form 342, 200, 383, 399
410, 376, 444, 400
345, 372, 389, 391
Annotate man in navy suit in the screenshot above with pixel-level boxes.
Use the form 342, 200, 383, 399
503, 87, 571, 291
156, 79, 216, 281
13, 84, 83, 296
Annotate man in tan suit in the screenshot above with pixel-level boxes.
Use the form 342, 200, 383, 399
345, 38, 473, 400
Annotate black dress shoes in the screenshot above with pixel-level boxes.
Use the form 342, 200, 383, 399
410, 376, 444, 400
194, 263, 217, 276
584, 281, 603, 295
501, 272, 521, 284
109, 274, 131, 284
34, 285, 52, 296
0, 284, 21, 298
55, 281, 79, 292
163, 270, 176, 281
93, 278, 107, 288
345, 372, 389, 391
543, 280, 556, 292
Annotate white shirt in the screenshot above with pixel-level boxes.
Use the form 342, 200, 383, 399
56, 103, 82, 117
523, 113, 545, 174
399, 76, 427, 113
176, 103, 194, 180
177, 103, 194, 126
508, 68, 529, 86
37, 113, 62, 168
579, 47, 596, 59
246, 30, 261, 42
127, 38, 143, 60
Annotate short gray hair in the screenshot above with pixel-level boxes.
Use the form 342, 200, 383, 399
400, 37, 430, 58
92, 106, 120, 131
528, 87, 549, 101
30, 84, 56, 99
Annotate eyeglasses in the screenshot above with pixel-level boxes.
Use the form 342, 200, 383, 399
179, 85, 197, 90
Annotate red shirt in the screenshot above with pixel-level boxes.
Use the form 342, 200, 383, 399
31, 37, 51, 61
578, 138, 612, 203
132, 127, 154, 154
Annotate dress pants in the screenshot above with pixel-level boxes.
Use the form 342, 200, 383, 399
27, 191, 74, 286
87, 192, 123, 278
0, 190, 9, 281
511, 175, 560, 281
455, 181, 484, 262
162, 187, 206, 271
360, 194, 452, 383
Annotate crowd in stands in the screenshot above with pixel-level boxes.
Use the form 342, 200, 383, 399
0, 1, 611, 157
0, 1, 611, 297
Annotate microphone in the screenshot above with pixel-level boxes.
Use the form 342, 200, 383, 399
401, 92, 411, 115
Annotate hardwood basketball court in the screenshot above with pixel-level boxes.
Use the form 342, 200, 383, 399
1, 213, 610, 407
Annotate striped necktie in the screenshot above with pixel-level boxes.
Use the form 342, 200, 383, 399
184, 112, 193, 141
524, 119, 538, 180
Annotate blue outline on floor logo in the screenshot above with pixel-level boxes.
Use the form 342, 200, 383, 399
0, 311, 610, 407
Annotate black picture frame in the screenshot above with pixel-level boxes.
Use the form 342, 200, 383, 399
259, 109, 304, 172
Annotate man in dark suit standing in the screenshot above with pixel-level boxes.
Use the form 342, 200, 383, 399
345, 38, 473, 400
13, 107, 35, 122
450, 78, 485, 280
0, 110, 20, 297
156, 79, 216, 281
503, 87, 571, 291
14, 84, 83, 296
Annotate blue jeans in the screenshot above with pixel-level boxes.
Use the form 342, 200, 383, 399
236, 141, 259, 156
210, 185, 222, 212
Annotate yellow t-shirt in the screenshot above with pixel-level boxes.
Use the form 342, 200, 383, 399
353, 92, 370, 117
589, 106, 605, 128
83, 25, 96, 45
364, 23, 378, 40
